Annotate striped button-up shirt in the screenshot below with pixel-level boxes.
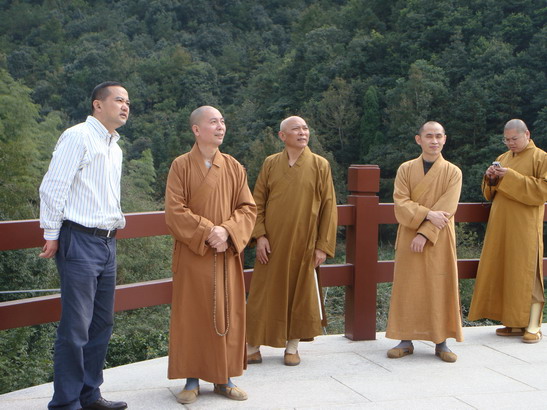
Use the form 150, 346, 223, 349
39, 116, 126, 240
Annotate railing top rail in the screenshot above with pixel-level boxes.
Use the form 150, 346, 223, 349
3, 202, 544, 251
0, 206, 356, 251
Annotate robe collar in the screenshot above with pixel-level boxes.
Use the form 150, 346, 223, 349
418, 153, 445, 173
410, 153, 446, 201
189, 143, 225, 178
282, 146, 311, 168
511, 139, 536, 157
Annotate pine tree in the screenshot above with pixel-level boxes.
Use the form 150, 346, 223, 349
359, 85, 382, 161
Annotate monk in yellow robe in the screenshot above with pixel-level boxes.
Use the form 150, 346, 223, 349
246, 116, 337, 366
386, 121, 463, 362
469, 119, 546, 343
165, 106, 257, 404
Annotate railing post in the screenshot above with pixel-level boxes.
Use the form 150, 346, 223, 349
345, 165, 380, 341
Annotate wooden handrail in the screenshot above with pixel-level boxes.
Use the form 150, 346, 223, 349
1, 165, 545, 339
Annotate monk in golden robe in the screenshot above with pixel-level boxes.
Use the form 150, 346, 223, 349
165, 106, 257, 404
246, 116, 337, 366
469, 119, 546, 343
386, 121, 463, 362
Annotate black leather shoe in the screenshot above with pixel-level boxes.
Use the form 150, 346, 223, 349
82, 397, 127, 410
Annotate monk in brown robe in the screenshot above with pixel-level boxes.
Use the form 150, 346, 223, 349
469, 119, 546, 343
246, 116, 337, 366
165, 106, 257, 404
386, 121, 463, 362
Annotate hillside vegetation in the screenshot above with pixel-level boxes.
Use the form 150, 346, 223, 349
0, 0, 545, 393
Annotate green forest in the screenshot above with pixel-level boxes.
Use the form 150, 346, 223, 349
0, 0, 546, 393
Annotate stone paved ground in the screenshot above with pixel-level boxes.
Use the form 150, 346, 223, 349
1, 325, 546, 410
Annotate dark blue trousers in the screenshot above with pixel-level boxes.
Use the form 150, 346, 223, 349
48, 225, 117, 410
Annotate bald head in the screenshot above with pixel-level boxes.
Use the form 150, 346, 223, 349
188, 105, 225, 148
278, 115, 309, 151
418, 121, 445, 136
189, 105, 221, 130
280, 116, 307, 132
503, 119, 530, 153
504, 119, 528, 134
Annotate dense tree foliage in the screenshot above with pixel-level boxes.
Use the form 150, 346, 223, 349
0, 0, 544, 203
0, 0, 545, 393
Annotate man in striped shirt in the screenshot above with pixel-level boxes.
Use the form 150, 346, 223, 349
39, 82, 129, 410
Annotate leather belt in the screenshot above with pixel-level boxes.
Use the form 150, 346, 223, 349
63, 220, 117, 238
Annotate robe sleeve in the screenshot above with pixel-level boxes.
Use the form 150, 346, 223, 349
482, 175, 499, 201
250, 160, 270, 241
221, 165, 257, 254
496, 166, 547, 207
164, 158, 214, 256
417, 166, 462, 245
315, 161, 337, 257
393, 164, 430, 230
481, 154, 504, 200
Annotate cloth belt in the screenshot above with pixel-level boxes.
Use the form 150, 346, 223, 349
63, 220, 117, 238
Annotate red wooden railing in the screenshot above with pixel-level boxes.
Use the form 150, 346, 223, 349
1, 165, 545, 340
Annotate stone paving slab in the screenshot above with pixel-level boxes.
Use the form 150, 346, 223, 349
456, 390, 547, 409
1, 325, 545, 410
486, 362, 547, 390
336, 366, 534, 402
296, 396, 474, 410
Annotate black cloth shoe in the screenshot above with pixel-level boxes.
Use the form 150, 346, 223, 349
82, 397, 128, 410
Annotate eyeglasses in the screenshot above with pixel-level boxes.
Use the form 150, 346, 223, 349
502, 135, 524, 145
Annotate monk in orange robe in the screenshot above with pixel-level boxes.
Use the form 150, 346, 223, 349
165, 106, 257, 404
386, 121, 463, 362
469, 119, 546, 343
246, 116, 337, 366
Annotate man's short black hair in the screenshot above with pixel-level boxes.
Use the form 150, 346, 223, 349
91, 81, 123, 113
417, 121, 445, 135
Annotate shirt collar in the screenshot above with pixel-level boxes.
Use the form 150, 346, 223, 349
86, 115, 120, 143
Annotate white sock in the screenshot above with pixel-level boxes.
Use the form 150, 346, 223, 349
247, 344, 260, 355
286, 339, 299, 354
525, 302, 543, 334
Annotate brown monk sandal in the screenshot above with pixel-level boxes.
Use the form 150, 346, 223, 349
213, 384, 248, 401
387, 345, 414, 358
247, 351, 262, 364
496, 326, 526, 336
176, 387, 199, 404
284, 351, 301, 366
435, 350, 457, 363
522, 330, 542, 344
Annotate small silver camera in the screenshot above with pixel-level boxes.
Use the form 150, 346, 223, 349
492, 161, 501, 167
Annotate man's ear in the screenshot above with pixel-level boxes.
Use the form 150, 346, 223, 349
278, 130, 286, 142
92, 99, 101, 112
414, 134, 421, 145
192, 124, 200, 137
